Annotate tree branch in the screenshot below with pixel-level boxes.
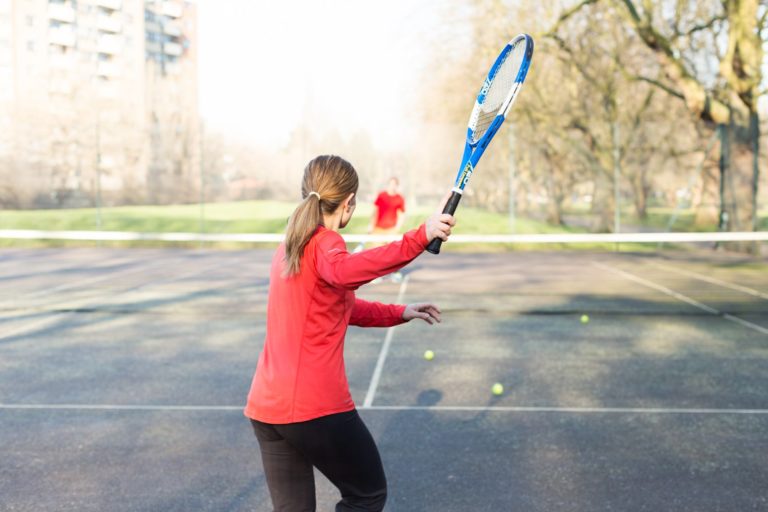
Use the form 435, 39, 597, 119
641, 0, 654, 23
671, 0, 684, 38
719, 0, 763, 108
611, 0, 731, 124
631, 75, 685, 100
759, 7, 768, 37
679, 15, 726, 39
631, 89, 656, 134
541, 0, 600, 39
619, 0, 641, 22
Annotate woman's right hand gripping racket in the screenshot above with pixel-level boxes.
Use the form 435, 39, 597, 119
426, 34, 534, 254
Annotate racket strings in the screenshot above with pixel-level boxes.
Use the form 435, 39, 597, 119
474, 110, 499, 141
471, 42, 527, 143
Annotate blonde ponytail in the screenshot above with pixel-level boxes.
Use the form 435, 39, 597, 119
284, 155, 358, 276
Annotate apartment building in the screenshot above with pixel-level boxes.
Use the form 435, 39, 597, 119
0, 0, 199, 207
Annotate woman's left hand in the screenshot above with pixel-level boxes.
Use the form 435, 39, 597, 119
402, 303, 442, 325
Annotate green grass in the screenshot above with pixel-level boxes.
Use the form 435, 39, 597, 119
620, 207, 713, 232
563, 205, 768, 232
0, 200, 594, 250
0, 200, 572, 235
0, 201, 296, 233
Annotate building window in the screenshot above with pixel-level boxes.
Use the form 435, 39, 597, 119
26, 41, 34, 51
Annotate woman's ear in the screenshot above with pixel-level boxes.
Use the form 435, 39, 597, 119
345, 192, 356, 212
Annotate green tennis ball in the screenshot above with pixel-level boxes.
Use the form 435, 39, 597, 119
492, 383, 504, 396
424, 350, 435, 361
580, 314, 590, 324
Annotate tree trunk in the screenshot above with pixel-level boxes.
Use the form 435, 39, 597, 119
591, 171, 614, 232
719, 116, 761, 253
544, 170, 564, 226
630, 170, 649, 220
693, 163, 720, 226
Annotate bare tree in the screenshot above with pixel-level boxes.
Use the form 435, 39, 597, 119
551, 0, 765, 250
419, 0, 704, 233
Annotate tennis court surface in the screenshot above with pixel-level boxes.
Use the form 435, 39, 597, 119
1, 246, 767, 511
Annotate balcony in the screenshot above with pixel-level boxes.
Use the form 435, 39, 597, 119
163, 22, 181, 37
97, 15, 122, 33
97, 61, 120, 78
49, 26, 76, 47
163, 41, 182, 57
162, 1, 183, 18
48, 3, 76, 23
97, 0, 122, 10
97, 34, 122, 55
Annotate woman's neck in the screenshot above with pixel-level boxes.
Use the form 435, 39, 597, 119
323, 211, 343, 232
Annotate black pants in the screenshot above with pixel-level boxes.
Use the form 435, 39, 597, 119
251, 409, 387, 512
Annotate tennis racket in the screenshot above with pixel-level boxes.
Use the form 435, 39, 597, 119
427, 34, 534, 254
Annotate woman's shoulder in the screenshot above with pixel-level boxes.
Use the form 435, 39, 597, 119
312, 225, 343, 244
309, 227, 348, 262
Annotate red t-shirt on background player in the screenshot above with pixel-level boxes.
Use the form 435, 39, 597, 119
374, 192, 405, 229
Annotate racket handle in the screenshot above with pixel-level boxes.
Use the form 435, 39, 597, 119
426, 190, 462, 255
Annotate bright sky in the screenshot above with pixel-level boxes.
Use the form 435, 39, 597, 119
197, 0, 447, 150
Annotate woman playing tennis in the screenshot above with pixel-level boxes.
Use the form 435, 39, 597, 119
244, 155, 455, 511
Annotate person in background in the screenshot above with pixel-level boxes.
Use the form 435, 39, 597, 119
367, 177, 406, 282
370, 177, 406, 236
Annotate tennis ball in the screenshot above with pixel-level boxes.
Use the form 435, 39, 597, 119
424, 350, 435, 361
580, 314, 590, 324
492, 383, 504, 396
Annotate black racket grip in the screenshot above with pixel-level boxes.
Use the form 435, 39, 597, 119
426, 190, 462, 255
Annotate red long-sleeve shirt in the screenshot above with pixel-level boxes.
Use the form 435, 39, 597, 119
244, 223, 429, 424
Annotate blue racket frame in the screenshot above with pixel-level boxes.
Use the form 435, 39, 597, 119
427, 34, 534, 255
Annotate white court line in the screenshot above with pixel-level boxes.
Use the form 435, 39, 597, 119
3, 403, 768, 415
594, 262, 768, 336
647, 261, 768, 301
363, 274, 410, 408
723, 313, 768, 334
0, 403, 242, 411
365, 405, 768, 415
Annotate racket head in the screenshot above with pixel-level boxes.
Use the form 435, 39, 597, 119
467, 34, 534, 146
